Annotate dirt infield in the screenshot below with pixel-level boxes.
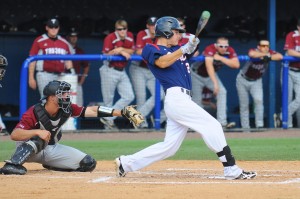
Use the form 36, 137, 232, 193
0, 129, 300, 199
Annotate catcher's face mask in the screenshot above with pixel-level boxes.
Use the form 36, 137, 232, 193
55, 81, 72, 113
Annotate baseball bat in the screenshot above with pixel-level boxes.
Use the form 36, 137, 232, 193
193, 11, 211, 41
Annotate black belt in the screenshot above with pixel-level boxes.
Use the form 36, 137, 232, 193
165, 88, 192, 97
109, 64, 124, 71
289, 67, 300, 72
41, 71, 61, 74
241, 74, 257, 81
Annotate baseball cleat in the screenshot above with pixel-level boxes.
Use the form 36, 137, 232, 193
235, 171, 257, 180
222, 122, 236, 129
100, 118, 116, 129
115, 157, 126, 177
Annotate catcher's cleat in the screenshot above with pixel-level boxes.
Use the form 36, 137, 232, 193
234, 171, 257, 180
115, 157, 126, 177
0, 163, 27, 175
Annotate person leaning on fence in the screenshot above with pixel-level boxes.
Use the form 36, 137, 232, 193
66, 28, 90, 106
190, 37, 240, 129
99, 19, 135, 129
236, 40, 283, 130
282, 18, 300, 128
28, 18, 75, 98
129, 16, 166, 128
0, 80, 143, 175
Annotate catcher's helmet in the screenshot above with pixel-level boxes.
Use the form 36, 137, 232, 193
41, 80, 72, 113
155, 16, 185, 39
0, 55, 8, 81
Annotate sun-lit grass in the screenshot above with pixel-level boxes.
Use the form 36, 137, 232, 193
1, 137, 299, 161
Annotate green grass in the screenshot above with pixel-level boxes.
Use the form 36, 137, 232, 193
0, 138, 299, 161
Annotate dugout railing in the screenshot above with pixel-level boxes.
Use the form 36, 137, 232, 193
19, 55, 300, 129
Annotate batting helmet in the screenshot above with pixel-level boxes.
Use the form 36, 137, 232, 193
0, 55, 8, 81
155, 16, 185, 39
41, 80, 72, 113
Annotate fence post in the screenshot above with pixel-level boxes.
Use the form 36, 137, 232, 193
281, 61, 289, 129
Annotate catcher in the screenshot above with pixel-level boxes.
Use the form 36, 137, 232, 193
0, 80, 144, 175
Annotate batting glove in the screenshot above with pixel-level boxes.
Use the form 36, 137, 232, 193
180, 34, 200, 55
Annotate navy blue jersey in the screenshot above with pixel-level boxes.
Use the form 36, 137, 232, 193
142, 43, 192, 91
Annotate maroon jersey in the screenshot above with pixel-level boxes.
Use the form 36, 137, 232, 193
14, 104, 84, 131
136, 29, 156, 67
72, 46, 89, 81
103, 31, 135, 68
29, 34, 73, 73
241, 48, 277, 80
284, 30, 300, 68
197, 44, 238, 77
178, 32, 191, 46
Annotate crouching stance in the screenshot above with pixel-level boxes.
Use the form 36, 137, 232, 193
0, 80, 143, 175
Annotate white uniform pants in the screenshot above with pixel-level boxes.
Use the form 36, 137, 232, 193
120, 87, 227, 172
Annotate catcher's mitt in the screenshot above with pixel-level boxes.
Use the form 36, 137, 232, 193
121, 105, 144, 128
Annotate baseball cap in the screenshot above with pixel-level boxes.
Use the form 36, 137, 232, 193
46, 18, 60, 28
68, 27, 78, 36
40, 80, 61, 100
147, 17, 158, 25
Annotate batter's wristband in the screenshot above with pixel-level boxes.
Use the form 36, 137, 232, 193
97, 106, 114, 117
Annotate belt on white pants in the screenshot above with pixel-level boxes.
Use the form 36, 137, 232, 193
166, 87, 192, 97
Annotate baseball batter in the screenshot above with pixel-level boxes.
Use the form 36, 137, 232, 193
284, 19, 300, 128
191, 37, 240, 128
28, 18, 74, 97
0, 80, 142, 175
99, 19, 135, 129
114, 17, 256, 180
236, 40, 282, 129
129, 17, 165, 128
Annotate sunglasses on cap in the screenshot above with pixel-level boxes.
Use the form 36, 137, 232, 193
216, 44, 229, 48
116, 27, 127, 31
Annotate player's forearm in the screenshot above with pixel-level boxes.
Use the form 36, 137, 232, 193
84, 106, 122, 117
28, 62, 36, 79
222, 58, 240, 69
155, 49, 183, 68
287, 49, 300, 57
271, 53, 283, 61
10, 128, 41, 141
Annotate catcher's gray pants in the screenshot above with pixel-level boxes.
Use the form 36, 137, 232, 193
191, 71, 228, 126
99, 64, 134, 121
18, 142, 87, 170
236, 73, 264, 128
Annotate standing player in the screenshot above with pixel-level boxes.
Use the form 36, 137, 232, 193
28, 18, 74, 97
0, 80, 142, 175
114, 16, 256, 180
236, 40, 282, 129
0, 54, 9, 136
99, 19, 135, 129
283, 18, 300, 128
67, 28, 90, 106
191, 37, 239, 129
129, 16, 166, 128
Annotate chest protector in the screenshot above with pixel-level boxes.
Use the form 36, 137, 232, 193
33, 103, 72, 145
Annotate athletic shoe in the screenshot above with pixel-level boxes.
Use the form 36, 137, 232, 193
100, 118, 116, 129
235, 170, 257, 179
115, 157, 126, 177
222, 122, 236, 129
0, 163, 27, 175
273, 113, 281, 128
0, 129, 9, 136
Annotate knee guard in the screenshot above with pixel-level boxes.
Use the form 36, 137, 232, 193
216, 145, 236, 167
9, 136, 46, 165
76, 155, 97, 172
